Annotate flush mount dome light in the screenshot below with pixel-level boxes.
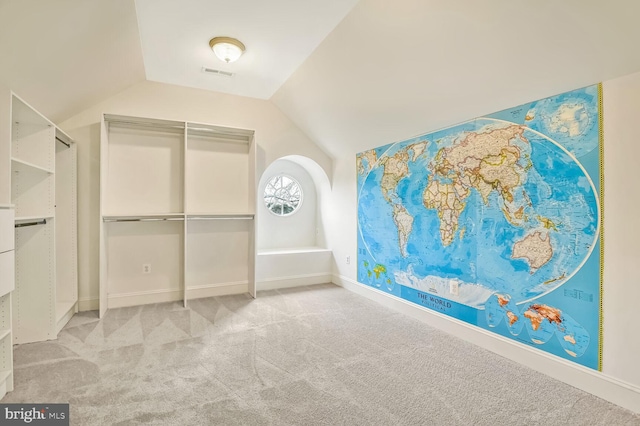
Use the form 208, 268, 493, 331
209, 37, 245, 63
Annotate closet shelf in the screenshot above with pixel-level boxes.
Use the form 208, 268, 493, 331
258, 247, 331, 255
187, 213, 254, 220
11, 158, 54, 174
15, 215, 54, 222
103, 213, 185, 222
186, 121, 254, 143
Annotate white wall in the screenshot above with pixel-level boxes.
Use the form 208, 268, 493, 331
257, 159, 318, 250
601, 72, 640, 386
325, 71, 640, 412
0, 84, 11, 205
58, 80, 332, 310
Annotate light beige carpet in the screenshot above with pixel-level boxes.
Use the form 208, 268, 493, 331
4, 283, 639, 425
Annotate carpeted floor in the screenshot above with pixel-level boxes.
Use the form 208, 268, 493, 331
3, 283, 639, 425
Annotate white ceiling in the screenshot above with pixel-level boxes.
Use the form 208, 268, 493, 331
135, 0, 359, 99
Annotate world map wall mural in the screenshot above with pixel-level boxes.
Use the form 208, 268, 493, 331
356, 84, 603, 369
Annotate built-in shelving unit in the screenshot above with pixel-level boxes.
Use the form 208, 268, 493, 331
10, 94, 78, 344
99, 114, 256, 317
0, 205, 15, 399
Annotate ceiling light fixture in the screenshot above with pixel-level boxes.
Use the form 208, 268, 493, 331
209, 37, 245, 63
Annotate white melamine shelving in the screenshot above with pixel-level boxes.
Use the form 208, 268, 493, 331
0, 206, 14, 399
99, 114, 256, 317
10, 94, 78, 345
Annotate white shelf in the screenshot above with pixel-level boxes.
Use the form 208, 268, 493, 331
186, 121, 254, 143
258, 246, 331, 255
15, 215, 53, 222
103, 213, 184, 218
0, 205, 14, 210
103, 213, 185, 222
11, 157, 54, 174
187, 213, 254, 220
0, 329, 10, 342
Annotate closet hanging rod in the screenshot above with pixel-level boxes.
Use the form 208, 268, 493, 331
15, 219, 47, 228
55, 136, 70, 148
103, 217, 184, 223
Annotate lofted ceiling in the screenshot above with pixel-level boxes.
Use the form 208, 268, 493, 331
1, 0, 640, 158
135, 0, 359, 99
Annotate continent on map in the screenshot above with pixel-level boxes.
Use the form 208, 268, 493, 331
512, 231, 553, 273
357, 150, 378, 176
373, 264, 387, 279
380, 142, 428, 255
523, 304, 562, 331
380, 150, 410, 203
564, 335, 576, 345
424, 124, 532, 246
423, 179, 469, 246
506, 311, 519, 326
392, 204, 414, 257
548, 103, 589, 137
497, 294, 510, 307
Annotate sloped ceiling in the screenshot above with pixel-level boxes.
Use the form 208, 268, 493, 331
272, 0, 640, 158
0, 0, 145, 123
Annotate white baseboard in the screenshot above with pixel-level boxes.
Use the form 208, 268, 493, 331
108, 288, 183, 309
78, 297, 99, 312
56, 302, 77, 334
332, 274, 640, 414
257, 273, 331, 291
186, 282, 248, 300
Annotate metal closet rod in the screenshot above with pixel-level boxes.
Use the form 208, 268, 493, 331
15, 219, 47, 228
55, 136, 70, 148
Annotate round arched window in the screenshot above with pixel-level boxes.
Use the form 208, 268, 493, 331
264, 174, 303, 216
